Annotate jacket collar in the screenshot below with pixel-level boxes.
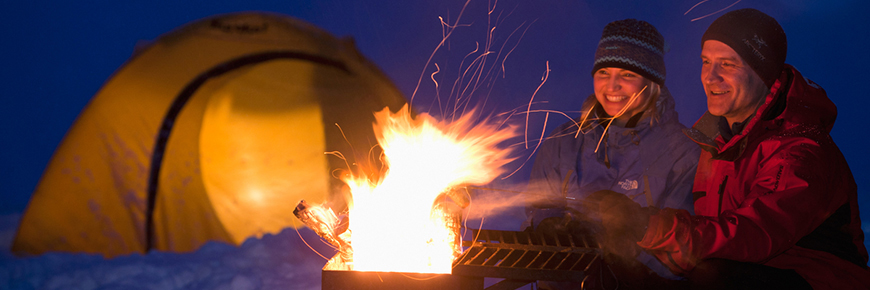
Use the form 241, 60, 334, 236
592, 103, 646, 128
685, 66, 792, 160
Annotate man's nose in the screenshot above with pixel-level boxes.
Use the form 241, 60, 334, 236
703, 66, 722, 84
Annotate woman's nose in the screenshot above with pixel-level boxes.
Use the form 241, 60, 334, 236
607, 76, 620, 91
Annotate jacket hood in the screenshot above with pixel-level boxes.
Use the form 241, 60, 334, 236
655, 85, 680, 125
686, 65, 837, 157
774, 65, 837, 133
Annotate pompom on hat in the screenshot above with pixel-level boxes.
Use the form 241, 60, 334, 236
592, 19, 666, 86
702, 8, 787, 88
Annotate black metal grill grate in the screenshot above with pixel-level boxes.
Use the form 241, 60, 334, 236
452, 229, 601, 283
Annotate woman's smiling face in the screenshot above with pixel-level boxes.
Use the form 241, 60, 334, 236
593, 67, 653, 119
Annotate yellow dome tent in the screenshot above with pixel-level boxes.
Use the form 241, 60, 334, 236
12, 12, 406, 257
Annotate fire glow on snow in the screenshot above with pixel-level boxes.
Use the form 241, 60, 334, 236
344, 105, 515, 274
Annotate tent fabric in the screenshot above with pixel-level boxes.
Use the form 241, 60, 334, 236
12, 12, 407, 257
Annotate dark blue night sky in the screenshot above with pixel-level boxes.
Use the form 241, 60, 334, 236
2, 0, 868, 248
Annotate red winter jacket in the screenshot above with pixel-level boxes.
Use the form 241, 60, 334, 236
638, 65, 870, 289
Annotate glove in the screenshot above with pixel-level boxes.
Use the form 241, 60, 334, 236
533, 216, 567, 234
586, 190, 657, 261
531, 215, 599, 247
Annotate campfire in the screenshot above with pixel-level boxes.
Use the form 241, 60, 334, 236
295, 105, 516, 274
298, 106, 603, 290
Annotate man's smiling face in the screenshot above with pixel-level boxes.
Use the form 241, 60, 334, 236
701, 40, 770, 125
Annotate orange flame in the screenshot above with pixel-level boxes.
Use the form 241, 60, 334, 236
344, 104, 515, 273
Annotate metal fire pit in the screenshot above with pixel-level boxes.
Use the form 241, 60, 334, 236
322, 229, 601, 290
322, 270, 473, 290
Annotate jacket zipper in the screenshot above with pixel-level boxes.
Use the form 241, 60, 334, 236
717, 175, 729, 215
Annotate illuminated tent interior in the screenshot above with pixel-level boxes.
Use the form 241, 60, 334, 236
12, 11, 406, 257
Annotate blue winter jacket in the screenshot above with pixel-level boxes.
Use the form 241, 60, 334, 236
526, 87, 699, 278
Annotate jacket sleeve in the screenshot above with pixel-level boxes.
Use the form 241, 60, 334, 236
524, 125, 579, 228
660, 142, 700, 212
638, 136, 850, 274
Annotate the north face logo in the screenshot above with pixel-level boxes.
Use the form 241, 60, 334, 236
619, 179, 638, 190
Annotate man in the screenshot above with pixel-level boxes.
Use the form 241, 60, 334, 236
597, 8, 870, 289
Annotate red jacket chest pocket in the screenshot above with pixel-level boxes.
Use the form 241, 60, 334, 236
694, 159, 738, 216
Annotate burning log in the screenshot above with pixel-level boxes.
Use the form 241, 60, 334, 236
293, 200, 352, 270
443, 187, 470, 209
294, 188, 467, 271
433, 188, 467, 258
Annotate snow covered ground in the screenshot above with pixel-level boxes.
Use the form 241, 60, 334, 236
0, 213, 335, 290
0, 202, 526, 290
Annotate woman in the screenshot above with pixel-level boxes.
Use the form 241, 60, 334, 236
526, 19, 700, 289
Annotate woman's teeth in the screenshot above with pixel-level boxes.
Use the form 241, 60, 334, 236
606, 95, 627, 102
